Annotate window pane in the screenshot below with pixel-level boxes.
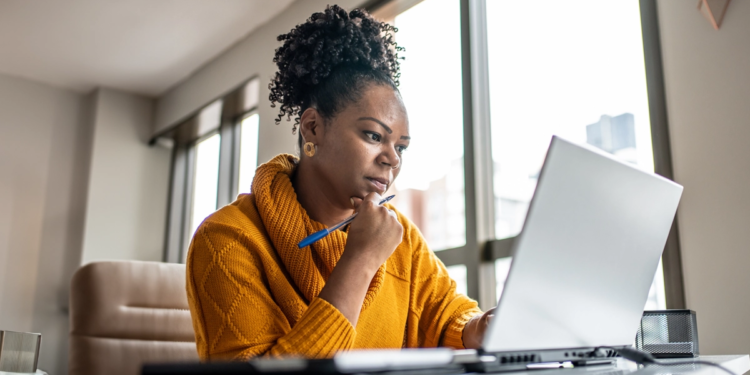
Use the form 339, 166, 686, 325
386, 0, 466, 251
446, 264, 468, 296
237, 113, 259, 194
487, 0, 664, 309
189, 134, 220, 238
494, 257, 513, 303
644, 259, 667, 310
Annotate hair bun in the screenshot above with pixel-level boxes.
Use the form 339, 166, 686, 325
269, 4, 402, 132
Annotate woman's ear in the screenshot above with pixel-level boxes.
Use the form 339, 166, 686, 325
299, 108, 323, 144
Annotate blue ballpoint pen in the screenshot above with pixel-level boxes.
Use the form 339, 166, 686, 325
298, 194, 396, 248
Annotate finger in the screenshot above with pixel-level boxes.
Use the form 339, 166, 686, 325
350, 194, 375, 210
350, 196, 363, 209
486, 314, 494, 324
387, 208, 398, 219
480, 310, 494, 325
351, 193, 379, 213
363, 192, 383, 207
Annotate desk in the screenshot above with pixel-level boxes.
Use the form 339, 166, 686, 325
142, 355, 750, 375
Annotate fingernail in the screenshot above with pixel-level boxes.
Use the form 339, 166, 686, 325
350, 197, 354, 207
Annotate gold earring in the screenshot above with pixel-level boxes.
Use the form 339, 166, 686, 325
303, 142, 316, 157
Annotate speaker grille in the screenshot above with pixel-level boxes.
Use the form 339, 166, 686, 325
636, 310, 699, 358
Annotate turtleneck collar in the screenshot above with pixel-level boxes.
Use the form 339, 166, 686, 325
251, 154, 385, 308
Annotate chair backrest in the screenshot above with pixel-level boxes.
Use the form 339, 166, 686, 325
69, 261, 199, 375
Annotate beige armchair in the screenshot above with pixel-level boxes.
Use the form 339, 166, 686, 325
68, 261, 199, 375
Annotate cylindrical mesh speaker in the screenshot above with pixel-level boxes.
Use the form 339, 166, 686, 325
636, 310, 699, 358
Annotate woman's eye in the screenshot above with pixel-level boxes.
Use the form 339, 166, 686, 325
396, 145, 408, 154
365, 132, 381, 142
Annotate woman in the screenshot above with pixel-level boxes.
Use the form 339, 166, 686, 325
186, 5, 493, 360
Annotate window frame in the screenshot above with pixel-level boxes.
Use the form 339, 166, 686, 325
159, 77, 260, 263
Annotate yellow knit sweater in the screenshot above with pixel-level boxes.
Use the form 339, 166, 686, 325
186, 154, 481, 360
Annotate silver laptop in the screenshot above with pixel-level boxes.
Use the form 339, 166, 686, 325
481, 136, 683, 367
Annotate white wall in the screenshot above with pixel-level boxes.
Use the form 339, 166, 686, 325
0, 76, 171, 374
81, 88, 171, 264
0, 72, 92, 375
658, 0, 750, 355
154, 0, 364, 163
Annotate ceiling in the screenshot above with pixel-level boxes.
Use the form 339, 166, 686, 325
0, 0, 295, 97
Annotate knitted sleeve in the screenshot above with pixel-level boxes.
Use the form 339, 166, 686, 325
186, 219, 355, 361
406, 221, 482, 349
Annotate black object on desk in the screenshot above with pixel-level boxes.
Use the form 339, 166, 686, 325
636, 310, 699, 358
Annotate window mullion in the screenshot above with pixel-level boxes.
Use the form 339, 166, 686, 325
485, 237, 515, 260
638, 0, 686, 309
164, 144, 189, 263
462, 0, 497, 309
468, 0, 497, 311
461, 0, 492, 304
180, 146, 198, 262
433, 247, 469, 268
217, 120, 234, 208
230, 116, 243, 200
468, 0, 495, 243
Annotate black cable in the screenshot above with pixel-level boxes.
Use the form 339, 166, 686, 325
597, 346, 735, 375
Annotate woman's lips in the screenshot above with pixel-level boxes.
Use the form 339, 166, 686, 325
366, 177, 388, 193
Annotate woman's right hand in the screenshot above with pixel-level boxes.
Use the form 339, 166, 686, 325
344, 192, 404, 273
318, 192, 403, 328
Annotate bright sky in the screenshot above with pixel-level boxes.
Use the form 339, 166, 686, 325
394, 0, 464, 191
191, 133, 220, 237
487, 0, 654, 201
238, 113, 260, 194
393, 0, 653, 197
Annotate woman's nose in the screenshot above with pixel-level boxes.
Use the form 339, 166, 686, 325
379, 147, 400, 169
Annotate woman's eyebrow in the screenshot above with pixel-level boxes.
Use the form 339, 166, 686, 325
357, 116, 410, 140
357, 117, 392, 134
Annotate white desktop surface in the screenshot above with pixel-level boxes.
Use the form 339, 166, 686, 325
485, 356, 750, 375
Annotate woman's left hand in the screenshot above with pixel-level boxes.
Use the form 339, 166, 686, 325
462, 307, 496, 349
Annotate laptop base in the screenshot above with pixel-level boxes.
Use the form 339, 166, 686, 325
466, 347, 621, 373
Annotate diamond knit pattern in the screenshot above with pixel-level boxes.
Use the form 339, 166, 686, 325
185, 154, 482, 360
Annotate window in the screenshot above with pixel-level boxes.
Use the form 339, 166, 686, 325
486, 0, 666, 309
446, 264, 468, 296
487, 0, 653, 239
159, 77, 260, 263
494, 257, 511, 302
384, 0, 466, 252
370, 0, 683, 310
189, 133, 221, 238
237, 113, 260, 195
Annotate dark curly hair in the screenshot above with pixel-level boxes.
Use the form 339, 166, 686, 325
269, 4, 403, 145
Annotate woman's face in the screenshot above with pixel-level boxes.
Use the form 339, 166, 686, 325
301, 83, 409, 208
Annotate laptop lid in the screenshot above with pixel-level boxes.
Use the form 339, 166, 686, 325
483, 136, 683, 353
